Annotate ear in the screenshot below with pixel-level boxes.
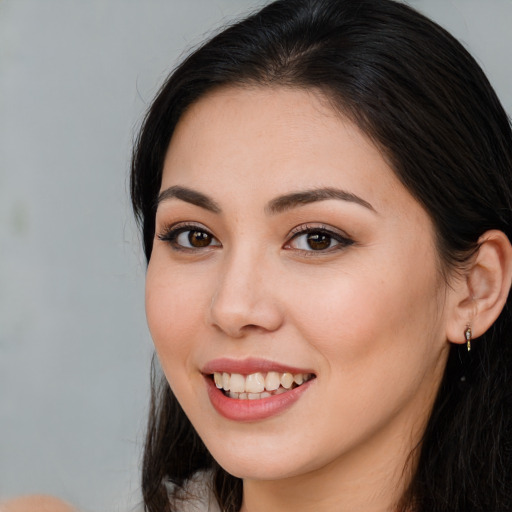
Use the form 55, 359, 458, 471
445, 229, 512, 344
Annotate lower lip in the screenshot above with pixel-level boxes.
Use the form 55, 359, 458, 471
205, 376, 314, 422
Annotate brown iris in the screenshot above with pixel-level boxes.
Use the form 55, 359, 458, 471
188, 230, 213, 247
306, 232, 331, 250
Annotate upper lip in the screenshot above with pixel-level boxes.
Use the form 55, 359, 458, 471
202, 357, 315, 376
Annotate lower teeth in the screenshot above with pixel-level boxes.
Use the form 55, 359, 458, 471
225, 385, 296, 400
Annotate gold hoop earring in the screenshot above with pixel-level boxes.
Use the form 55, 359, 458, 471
464, 326, 472, 352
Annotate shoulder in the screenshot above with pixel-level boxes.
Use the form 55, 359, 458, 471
0, 495, 76, 512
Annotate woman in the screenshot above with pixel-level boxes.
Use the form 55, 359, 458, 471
131, 0, 512, 511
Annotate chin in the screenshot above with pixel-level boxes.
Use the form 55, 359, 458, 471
200, 432, 323, 481
217, 457, 307, 481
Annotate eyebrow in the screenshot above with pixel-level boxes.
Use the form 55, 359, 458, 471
157, 185, 376, 215
265, 187, 376, 215
157, 185, 222, 213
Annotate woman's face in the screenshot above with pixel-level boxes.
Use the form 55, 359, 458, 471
146, 86, 453, 481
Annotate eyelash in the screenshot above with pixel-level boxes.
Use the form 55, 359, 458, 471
157, 222, 354, 254
157, 223, 221, 252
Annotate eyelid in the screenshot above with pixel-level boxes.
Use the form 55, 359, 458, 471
288, 221, 335, 233
157, 220, 207, 234
287, 223, 352, 240
157, 220, 202, 238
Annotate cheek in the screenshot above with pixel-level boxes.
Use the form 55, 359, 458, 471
286, 250, 442, 371
280, 258, 446, 452
145, 257, 207, 374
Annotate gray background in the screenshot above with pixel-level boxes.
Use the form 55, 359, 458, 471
0, 1, 511, 511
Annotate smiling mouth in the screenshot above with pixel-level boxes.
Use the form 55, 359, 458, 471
211, 371, 316, 400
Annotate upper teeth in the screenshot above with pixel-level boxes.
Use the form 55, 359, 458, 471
213, 371, 312, 394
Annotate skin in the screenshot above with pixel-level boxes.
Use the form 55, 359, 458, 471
145, 86, 459, 512
1, 495, 75, 512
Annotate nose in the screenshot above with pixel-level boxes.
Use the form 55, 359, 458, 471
208, 248, 284, 338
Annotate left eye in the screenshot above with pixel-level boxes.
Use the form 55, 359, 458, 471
286, 229, 353, 252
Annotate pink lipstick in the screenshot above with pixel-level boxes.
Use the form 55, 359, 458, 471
202, 358, 316, 422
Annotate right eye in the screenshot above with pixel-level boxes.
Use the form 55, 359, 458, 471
157, 224, 221, 250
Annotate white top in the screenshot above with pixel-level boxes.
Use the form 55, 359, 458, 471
166, 471, 222, 512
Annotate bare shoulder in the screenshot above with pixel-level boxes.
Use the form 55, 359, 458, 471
1, 495, 76, 512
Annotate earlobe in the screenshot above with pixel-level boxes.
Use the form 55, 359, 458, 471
446, 229, 512, 345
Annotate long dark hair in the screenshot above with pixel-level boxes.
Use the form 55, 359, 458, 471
131, 1, 512, 510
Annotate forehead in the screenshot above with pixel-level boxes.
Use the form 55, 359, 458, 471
161, 85, 413, 217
